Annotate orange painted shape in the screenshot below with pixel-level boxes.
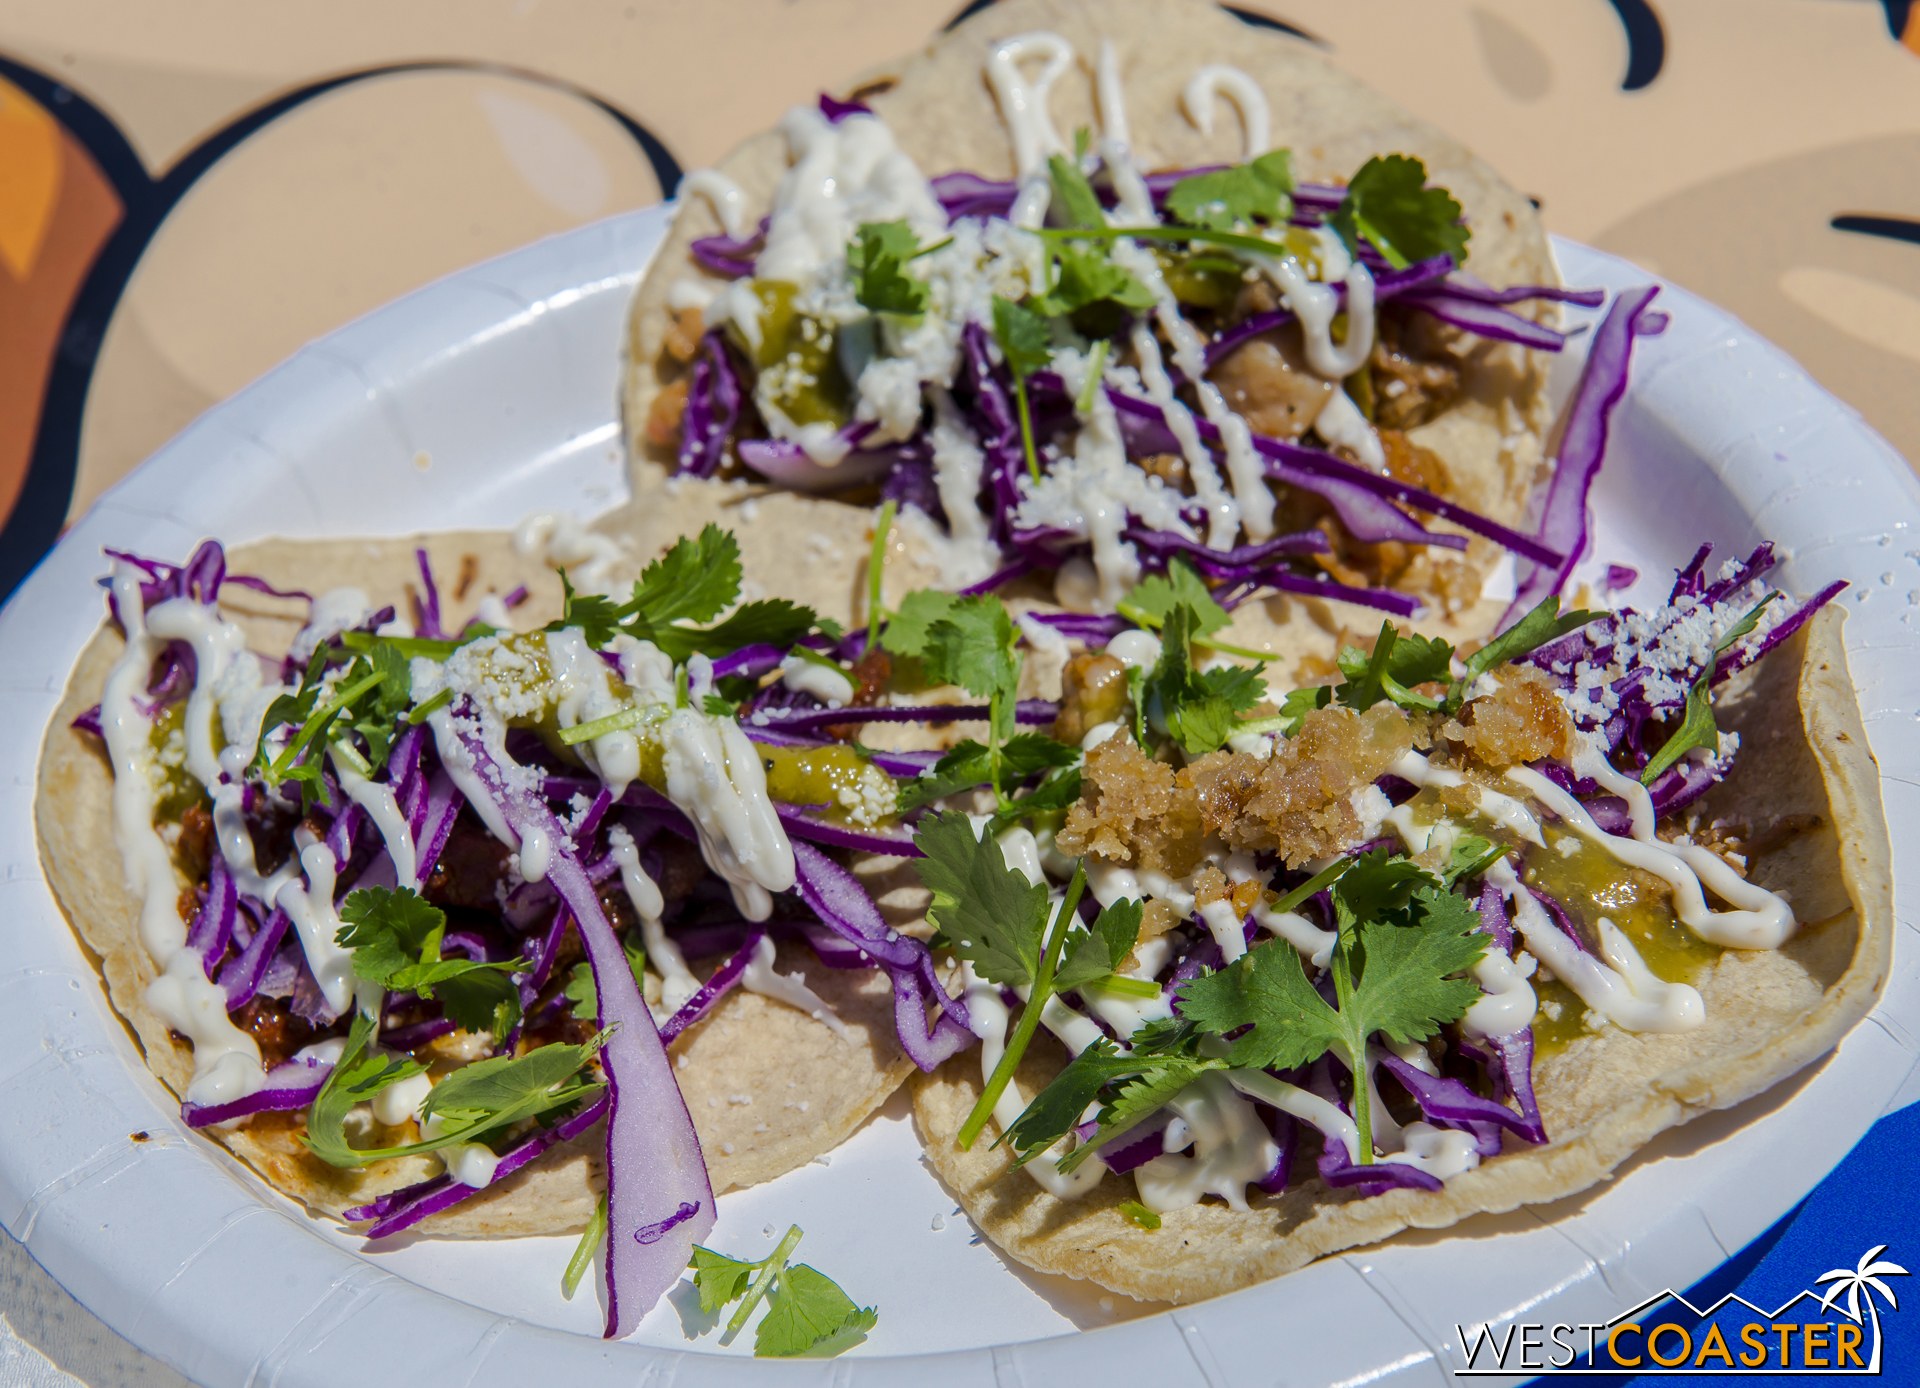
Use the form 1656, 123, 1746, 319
0, 76, 63, 281
1906, 10, 1920, 57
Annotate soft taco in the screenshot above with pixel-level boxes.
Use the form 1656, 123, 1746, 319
908, 548, 1888, 1304
35, 521, 981, 1340
619, 0, 1596, 678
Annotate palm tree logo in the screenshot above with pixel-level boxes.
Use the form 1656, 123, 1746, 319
1815, 1245, 1909, 1372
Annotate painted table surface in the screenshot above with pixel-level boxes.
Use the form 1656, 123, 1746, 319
0, 2, 1917, 1384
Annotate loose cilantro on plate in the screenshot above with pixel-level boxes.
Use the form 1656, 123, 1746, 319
689, 1225, 877, 1357
1165, 149, 1294, 232
1328, 154, 1470, 270
852, 220, 929, 316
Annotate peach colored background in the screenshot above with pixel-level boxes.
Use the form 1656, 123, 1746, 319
0, 0, 1915, 552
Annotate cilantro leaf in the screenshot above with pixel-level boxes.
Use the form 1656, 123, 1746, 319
419, 1040, 602, 1126
1272, 684, 1333, 736
437, 967, 523, 1041
1123, 558, 1229, 639
1639, 674, 1718, 785
1176, 851, 1485, 1160
991, 295, 1052, 382
337, 886, 444, 986
913, 810, 1050, 987
632, 524, 743, 626
338, 887, 524, 1037
897, 733, 1076, 813
564, 933, 648, 1022
756, 1265, 878, 1357
921, 596, 1020, 703
1461, 595, 1600, 686
1442, 832, 1502, 886
661, 598, 816, 662
1165, 149, 1293, 232
1328, 154, 1469, 270
1029, 242, 1156, 320
983, 766, 1082, 834
878, 588, 959, 659
1001, 1035, 1171, 1162
1047, 154, 1106, 230
555, 570, 625, 648
1143, 605, 1266, 756
852, 220, 929, 316
691, 1246, 758, 1315
302, 1010, 428, 1168
1062, 1062, 1216, 1174
1053, 898, 1146, 994
1335, 621, 1451, 713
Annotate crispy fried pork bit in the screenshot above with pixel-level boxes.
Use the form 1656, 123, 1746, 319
1186, 704, 1413, 867
1053, 652, 1130, 745
1443, 665, 1574, 766
1061, 704, 1416, 873
1056, 736, 1206, 875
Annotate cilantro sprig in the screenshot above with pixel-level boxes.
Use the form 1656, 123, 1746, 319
337, 887, 527, 1040
1139, 604, 1267, 757
252, 641, 419, 807
549, 525, 819, 661
852, 220, 929, 316
1003, 851, 1486, 1171
689, 1225, 877, 1357
304, 1010, 604, 1169
1179, 850, 1485, 1160
991, 296, 1050, 483
1165, 149, 1294, 232
1327, 154, 1470, 270
913, 812, 1145, 1149
1636, 592, 1777, 784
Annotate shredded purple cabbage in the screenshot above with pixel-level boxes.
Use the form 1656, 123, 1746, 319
678, 332, 744, 479
1503, 285, 1663, 621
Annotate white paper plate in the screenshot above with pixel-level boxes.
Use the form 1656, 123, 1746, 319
0, 211, 1913, 1387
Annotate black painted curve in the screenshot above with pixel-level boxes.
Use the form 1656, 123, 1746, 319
0, 56, 682, 599
1832, 213, 1920, 247
1606, 0, 1666, 91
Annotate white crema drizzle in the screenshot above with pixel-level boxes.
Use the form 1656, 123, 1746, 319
1182, 65, 1271, 158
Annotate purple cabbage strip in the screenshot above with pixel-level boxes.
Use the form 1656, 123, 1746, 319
381, 1016, 457, 1050
1503, 285, 1663, 622
576, 787, 613, 844
687, 216, 767, 280
745, 698, 1056, 737
1255, 1104, 1301, 1196
529, 904, 574, 991
223, 572, 313, 602
891, 961, 979, 1072
956, 558, 1034, 597
1098, 1113, 1173, 1174
658, 931, 766, 1045
442, 712, 712, 1336
1024, 611, 1131, 645
790, 839, 925, 972
219, 905, 291, 1010
181, 1058, 331, 1128
1317, 1137, 1444, 1193
71, 704, 104, 738
1398, 289, 1571, 351
817, 91, 871, 122
1203, 255, 1454, 369
1377, 1051, 1539, 1151
1123, 527, 1329, 585
709, 643, 785, 681
1635, 311, 1670, 336
187, 854, 237, 978
740, 724, 937, 779
1437, 272, 1607, 308
414, 549, 446, 641
775, 802, 923, 857
678, 332, 746, 479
